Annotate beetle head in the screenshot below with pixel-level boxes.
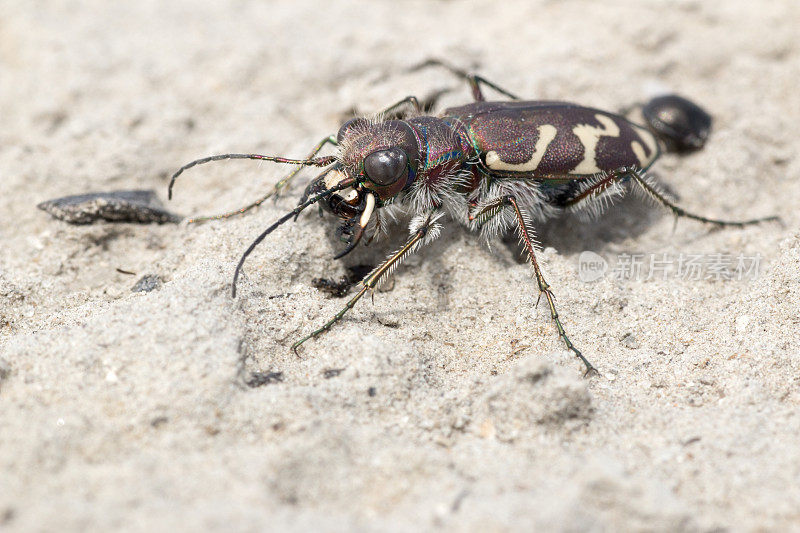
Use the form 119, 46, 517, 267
336, 118, 420, 201
294, 118, 421, 259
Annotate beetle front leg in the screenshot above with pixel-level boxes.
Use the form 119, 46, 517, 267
475, 196, 597, 376
292, 212, 442, 352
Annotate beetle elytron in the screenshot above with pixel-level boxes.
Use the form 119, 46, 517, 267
168, 60, 774, 375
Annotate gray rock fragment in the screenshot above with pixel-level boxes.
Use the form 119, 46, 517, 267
131, 274, 162, 293
37, 190, 181, 224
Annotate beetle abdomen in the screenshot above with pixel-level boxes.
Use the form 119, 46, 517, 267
445, 101, 660, 177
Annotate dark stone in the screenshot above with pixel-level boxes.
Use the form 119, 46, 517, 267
38, 190, 182, 224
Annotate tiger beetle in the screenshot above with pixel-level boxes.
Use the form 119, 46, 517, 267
168, 59, 776, 376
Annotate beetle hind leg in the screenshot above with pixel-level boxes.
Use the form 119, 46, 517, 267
628, 169, 779, 227
563, 168, 778, 228
562, 170, 628, 221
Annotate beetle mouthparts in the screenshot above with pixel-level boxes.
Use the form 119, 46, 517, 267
359, 192, 376, 228
333, 192, 376, 260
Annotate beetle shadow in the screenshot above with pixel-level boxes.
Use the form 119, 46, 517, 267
315, 212, 468, 279
320, 187, 675, 274
535, 195, 659, 255
310, 180, 682, 302
502, 183, 683, 261
313, 213, 509, 314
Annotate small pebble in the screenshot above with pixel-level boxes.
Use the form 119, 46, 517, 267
131, 274, 162, 293
621, 332, 640, 349
322, 368, 345, 379
245, 371, 284, 388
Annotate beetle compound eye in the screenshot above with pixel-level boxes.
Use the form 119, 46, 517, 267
364, 148, 407, 186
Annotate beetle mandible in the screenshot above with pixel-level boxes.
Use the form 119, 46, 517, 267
168, 60, 775, 375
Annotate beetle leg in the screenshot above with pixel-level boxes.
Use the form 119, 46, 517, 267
348, 90, 452, 121
501, 195, 597, 376
377, 96, 424, 119
185, 135, 339, 223
561, 168, 779, 227
466, 74, 521, 102
292, 212, 441, 352
560, 170, 627, 220
562, 172, 620, 208
628, 170, 779, 227
408, 58, 521, 102
364, 211, 383, 245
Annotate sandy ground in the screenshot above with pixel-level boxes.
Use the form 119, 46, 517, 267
2, 1, 800, 531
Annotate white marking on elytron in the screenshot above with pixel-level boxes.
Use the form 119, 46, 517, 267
631, 126, 659, 167
570, 114, 621, 175
631, 142, 647, 166
324, 169, 359, 202
484, 124, 557, 172
360, 192, 376, 228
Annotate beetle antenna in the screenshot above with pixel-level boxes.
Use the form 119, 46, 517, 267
168, 153, 338, 200
231, 178, 356, 297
